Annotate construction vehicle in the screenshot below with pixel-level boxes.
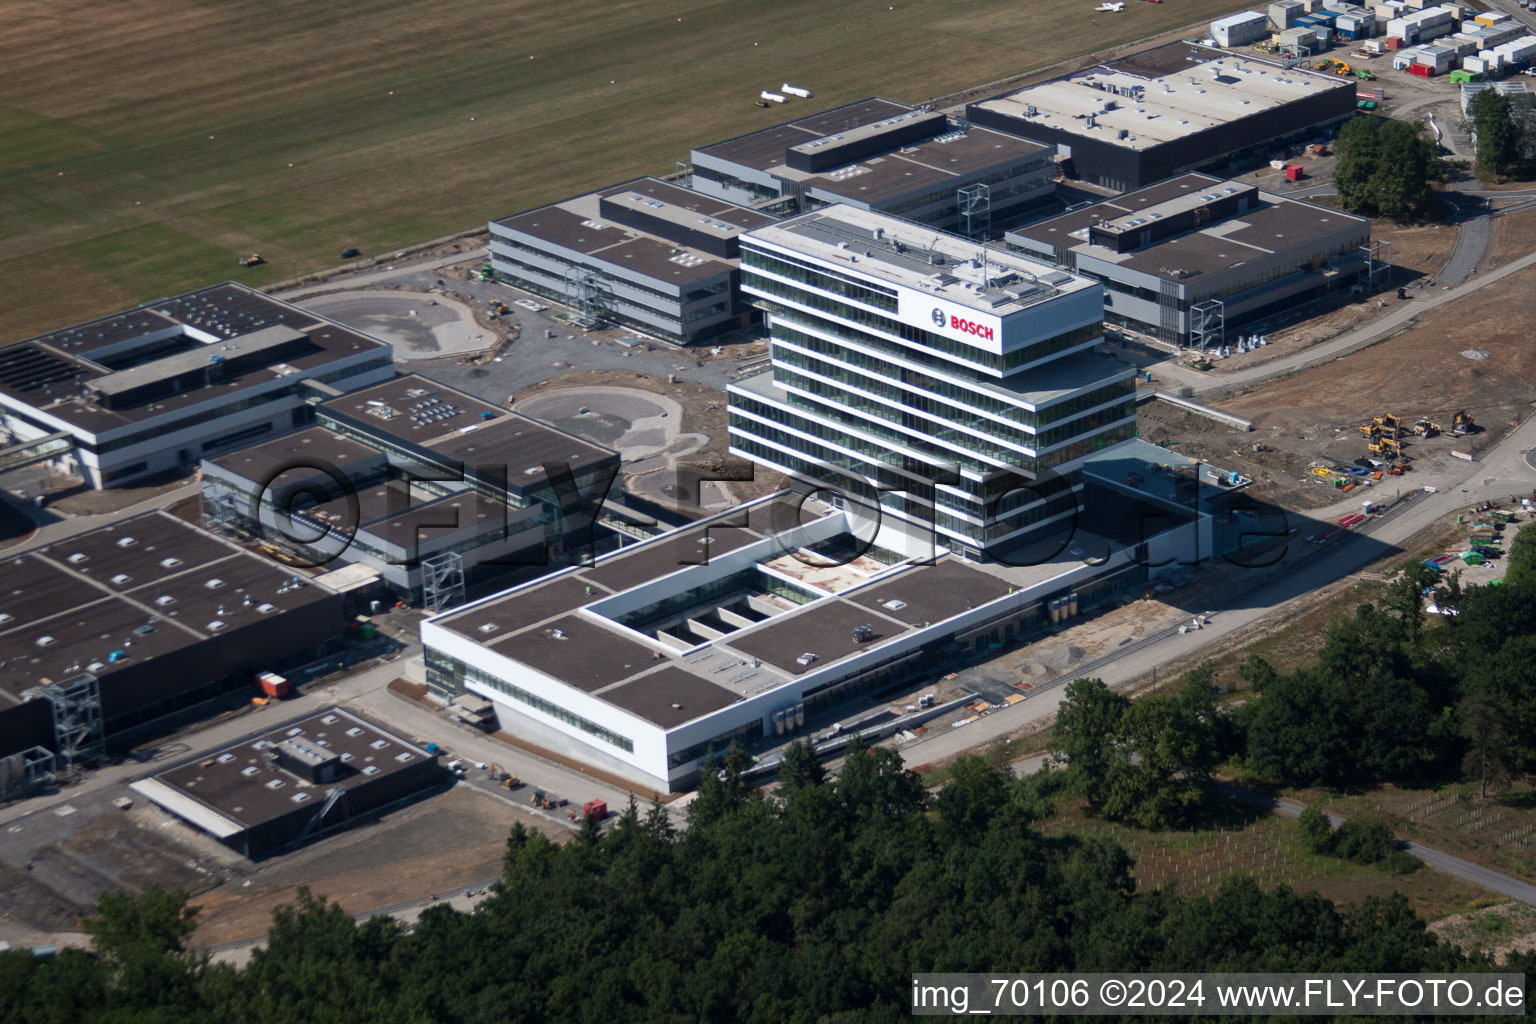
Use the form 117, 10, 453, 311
1373, 413, 1401, 438
1325, 57, 1353, 76
1412, 418, 1439, 437
1355, 68, 1376, 80
1369, 438, 1402, 457
236, 253, 265, 268
1315, 59, 1334, 70
1452, 410, 1474, 435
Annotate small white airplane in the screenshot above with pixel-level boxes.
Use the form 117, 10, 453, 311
1095, 2, 1125, 11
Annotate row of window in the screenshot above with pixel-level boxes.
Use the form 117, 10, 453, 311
879, 158, 1052, 216
769, 318, 1129, 425
744, 271, 1102, 375
771, 364, 1030, 472
776, 339, 1119, 455
86, 353, 392, 456
424, 650, 635, 753
727, 432, 1078, 547
744, 248, 899, 312
690, 163, 781, 202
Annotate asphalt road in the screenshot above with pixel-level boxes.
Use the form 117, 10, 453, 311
1224, 786, 1536, 907
898, 396, 1536, 769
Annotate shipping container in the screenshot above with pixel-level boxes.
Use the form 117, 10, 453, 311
255, 671, 291, 698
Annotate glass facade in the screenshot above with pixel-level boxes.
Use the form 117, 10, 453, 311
729, 222, 1140, 554
425, 649, 635, 753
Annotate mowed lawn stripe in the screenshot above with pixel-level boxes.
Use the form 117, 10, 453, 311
1, 0, 1246, 340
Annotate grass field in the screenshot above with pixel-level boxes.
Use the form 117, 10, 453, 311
0, 0, 1252, 340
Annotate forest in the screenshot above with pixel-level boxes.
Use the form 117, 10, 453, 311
3, 533, 1535, 1022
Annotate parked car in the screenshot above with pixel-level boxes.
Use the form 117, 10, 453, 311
340, 247, 361, 259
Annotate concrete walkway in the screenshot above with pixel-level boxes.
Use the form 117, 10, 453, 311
1191, 248, 1536, 397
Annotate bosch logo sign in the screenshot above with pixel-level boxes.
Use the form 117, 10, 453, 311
930, 306, 995, 340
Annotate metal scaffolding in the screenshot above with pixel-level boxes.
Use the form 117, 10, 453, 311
421, 551, 465, 613
1361, 239, 1393, 291
563, 266, 609, 331
0, 746, 56, 801
957, 183, 991, 241
674, 160, 692, 188
38, 672, 104, 773
1188, 297, 1225, 352
200, 482, 246, 538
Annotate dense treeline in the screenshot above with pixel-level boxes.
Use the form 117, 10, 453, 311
1054, 528, 1536, 828
2, 743, 1519, 1024
6, 537, 1536, 1020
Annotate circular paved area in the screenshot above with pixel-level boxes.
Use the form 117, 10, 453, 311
515, 387, 709, 505
303, 290, 495, 360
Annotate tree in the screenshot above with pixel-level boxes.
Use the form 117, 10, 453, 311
1459, 687, 1514, 798
1469, 86, 1518, 179
1051, 677, 1129, 808
1297, 806, 1334, 854
1334, 115, 1440, 220
1503, 523, 1536, 591
776, 738, 825, 798
83, 885, 204, 1016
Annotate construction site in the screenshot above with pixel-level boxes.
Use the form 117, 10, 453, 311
1137, 242, 1536, 512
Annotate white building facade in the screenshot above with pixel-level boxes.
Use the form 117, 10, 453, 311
727, 206, 1137, 560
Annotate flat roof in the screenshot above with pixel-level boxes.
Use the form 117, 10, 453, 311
0, 284, 389, 431
0, 510, 334, 706
210, 426, 379, 478
1009, 172, 1369, 279
428, 493, 1121, 730
596, 666, 740, 728
492, 177, 770, 286
139, 707, 433, 830
696, 97, 1050, 206
319, 374, 616, 489
744, 205, 1095, 315
971, 43, 1350, 152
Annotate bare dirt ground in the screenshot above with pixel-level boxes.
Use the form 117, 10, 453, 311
1137, 265, 1536, 512
1431, 901, 1536, 961
189, 785, 561, 947
1487, 205, 1536, 271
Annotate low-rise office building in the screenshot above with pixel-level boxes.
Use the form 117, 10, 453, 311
130, 707, 439, 857
0, 510, 343, 764
1005, 173, 1372, 346
689, 97, 1056, 232
966, 43, 1357, 189
0, 284, 393, 488
488, 177, 774, 345
201, 375, 623, 604
420, 468, 1228, 792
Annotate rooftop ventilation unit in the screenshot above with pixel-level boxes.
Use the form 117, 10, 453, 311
205, 578, 225, 590
35, 635, 55, 647
110, 574, 132, 585
160, 558, 181, 569
67, 553, 87, 564
155, 595, 175, 607
115, 537, 136, 548
206, 620, 226, 632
